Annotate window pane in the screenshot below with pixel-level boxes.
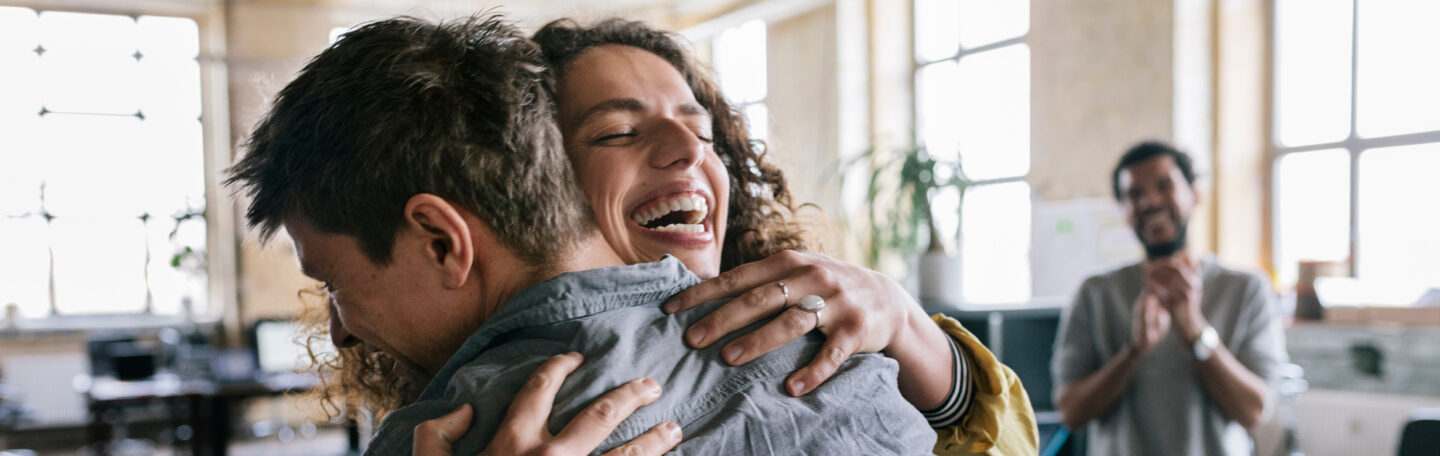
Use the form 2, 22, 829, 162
962, 182, 1032, 304
1274, 0, 1352, 147
0, 217, 51, 319
148, 215, 208, 316
0, 7, 39, 52
1274, 150, 1350, 286
0, 50, 42, 116
1357, 143, 1440, 288
915, 0, 960, 62
0, 114, 42, 216
958, 0, 1029, 48
956, 44, 1029, 180
713, 19, 766, 104
40, 52, 141, 115
38, 11, 135, 56
137, 119, 207, 215
917, 60, 961, 162
41, 115, 147, 217
138, 58, 201, 119
744, 103, 769, 143
0, 8, 42, 116
1355, 0, 1440, 138
51, 217, 148, 314
136, 16, 198, 59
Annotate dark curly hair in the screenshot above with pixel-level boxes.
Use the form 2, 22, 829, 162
1111, 140, 1197, 201
532, 18, 810, 272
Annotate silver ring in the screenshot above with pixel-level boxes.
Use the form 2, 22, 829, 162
797, 295, 825, 329
776, 282, 790, 304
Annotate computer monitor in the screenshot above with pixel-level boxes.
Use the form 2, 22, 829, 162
250, 319, 331, 375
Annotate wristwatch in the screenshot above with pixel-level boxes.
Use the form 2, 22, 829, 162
1193, 326, 1219, 361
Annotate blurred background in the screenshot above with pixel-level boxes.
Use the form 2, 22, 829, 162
0, 0, 1436, 455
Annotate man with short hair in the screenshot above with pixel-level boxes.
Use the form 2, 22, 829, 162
227, 16, 934, 455
1051, 141, 1289, 455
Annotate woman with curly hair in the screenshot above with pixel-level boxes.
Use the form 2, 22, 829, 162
411, 18, 1036, 456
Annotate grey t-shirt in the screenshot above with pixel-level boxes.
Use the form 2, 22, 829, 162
365, 256, 935, 455
1051, 259, 1289, 456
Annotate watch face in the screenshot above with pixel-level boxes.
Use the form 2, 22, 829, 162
1195, 326, 1219, 361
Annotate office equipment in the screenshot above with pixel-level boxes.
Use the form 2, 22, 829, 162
1398, 409, 1440, 456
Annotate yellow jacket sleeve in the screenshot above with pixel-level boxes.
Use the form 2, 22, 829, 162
930, 314, 1038, 456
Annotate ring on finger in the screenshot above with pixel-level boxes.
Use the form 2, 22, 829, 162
776, 282, 790, 304
795, 294, 825, 330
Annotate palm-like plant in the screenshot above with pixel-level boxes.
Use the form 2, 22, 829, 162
862, 147, 970, 266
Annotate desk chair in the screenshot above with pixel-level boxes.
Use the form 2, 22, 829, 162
1398, 409, 1440, 456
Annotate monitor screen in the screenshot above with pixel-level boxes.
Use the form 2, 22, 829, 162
253, 320, 329, 374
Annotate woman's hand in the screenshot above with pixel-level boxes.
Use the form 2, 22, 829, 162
414, 352, 682, 456
662, 250, 955, 408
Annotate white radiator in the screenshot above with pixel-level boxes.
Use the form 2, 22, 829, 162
2, 352, 88, 425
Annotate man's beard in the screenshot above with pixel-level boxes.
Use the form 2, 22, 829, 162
1136, 211, 1189, 259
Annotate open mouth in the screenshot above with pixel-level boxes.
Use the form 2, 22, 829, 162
631, 194, 708, 233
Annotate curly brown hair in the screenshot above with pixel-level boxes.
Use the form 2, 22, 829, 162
532, 18, 810, 271
300, 17, 814, 422
296, 286, 423, 423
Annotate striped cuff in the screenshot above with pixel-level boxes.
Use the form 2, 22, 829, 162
920, 334, 974, 429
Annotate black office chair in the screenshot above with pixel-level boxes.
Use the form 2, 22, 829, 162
1398, 409, 1440, 456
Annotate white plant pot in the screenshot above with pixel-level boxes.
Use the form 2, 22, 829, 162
918, 250, 963, 304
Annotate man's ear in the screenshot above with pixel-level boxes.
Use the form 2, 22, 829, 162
403, 194, 475, 289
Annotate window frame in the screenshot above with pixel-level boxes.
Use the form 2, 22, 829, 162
0, 0, 235, 328
911, 0, 1032, 305
1268, 0, 1440, 286
710, 19, 771, 143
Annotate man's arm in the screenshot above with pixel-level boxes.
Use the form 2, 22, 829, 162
1055, 289, 1168, 429
1055, 345, 1141, 429
1150, 258, 1271, 429
1186, 335, 1270, 428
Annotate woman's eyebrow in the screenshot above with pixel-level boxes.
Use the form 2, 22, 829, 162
678, 101, 709, 118
572, 98, 645, 127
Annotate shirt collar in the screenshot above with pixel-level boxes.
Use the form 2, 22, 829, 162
416, 255, 700, 401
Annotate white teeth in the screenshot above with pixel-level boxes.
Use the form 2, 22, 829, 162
630, 194, 711, 227
654, 223, 705, 233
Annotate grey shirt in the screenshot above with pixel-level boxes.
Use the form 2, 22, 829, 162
1051, 259, 1289, 456
366, 256, 935, 455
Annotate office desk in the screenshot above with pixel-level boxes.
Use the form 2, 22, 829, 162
81, 372, 318, 456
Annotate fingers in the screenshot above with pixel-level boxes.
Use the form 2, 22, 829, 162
552, 377, 664, 452
499, 352, 584, 439
785, 331, 859, 396
684, 277, 794, 349
718, 305, 820, 365
664, 250, 806, 314
414, 403, 473, 456
600, 421, 682, 456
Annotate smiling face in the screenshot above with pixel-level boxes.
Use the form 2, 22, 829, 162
556, 45, 730, 279
284, 217, 465, 375
1118, 155, 1200, 259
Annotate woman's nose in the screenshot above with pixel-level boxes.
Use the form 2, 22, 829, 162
648, 120, 705, 170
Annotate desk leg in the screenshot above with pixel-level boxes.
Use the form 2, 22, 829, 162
207, 395, 232, 456
87, 403, 111, 456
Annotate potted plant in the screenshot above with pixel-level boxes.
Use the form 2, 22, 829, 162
858, 146, 970, 303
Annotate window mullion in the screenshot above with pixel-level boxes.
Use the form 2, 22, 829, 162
1347, 0, 1361, 278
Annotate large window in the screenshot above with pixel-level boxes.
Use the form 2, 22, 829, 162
914, 0, 1031, 304
0, 7, 212, 320
711, 19, 770, 142
1272, 0, 1440, 290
